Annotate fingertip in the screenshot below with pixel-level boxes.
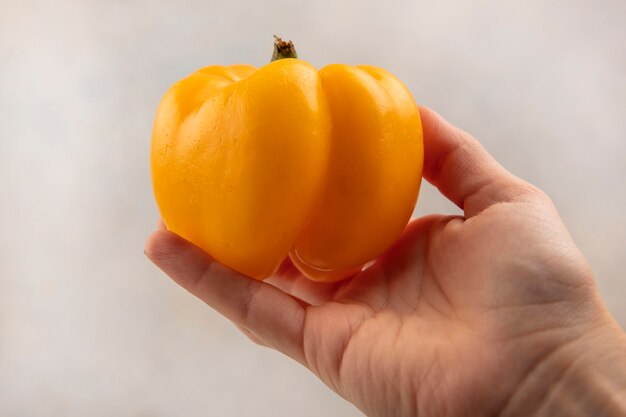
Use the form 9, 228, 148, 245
157, 217, 167, 231
417, 105, 465, 181
416, 105, 440, 124
274, 256, 301, 278
144, 230, 179, 262
144, 229, 207, 279
417, 105, 447, 136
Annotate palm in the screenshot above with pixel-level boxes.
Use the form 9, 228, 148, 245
146, 108, 596, 417
278, 188, 584, 416
283, 216, 480, 416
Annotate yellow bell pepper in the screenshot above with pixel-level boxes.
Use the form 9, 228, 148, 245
151, 37, 423, 282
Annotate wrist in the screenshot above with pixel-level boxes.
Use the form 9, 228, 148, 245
501, 316, 626, 417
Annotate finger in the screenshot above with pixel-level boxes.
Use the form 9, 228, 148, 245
419, 106, 531, 217
235, 324, 269, 347
266, 258, 347, 306
144, 230, 307, 364
157, 218, 167, 231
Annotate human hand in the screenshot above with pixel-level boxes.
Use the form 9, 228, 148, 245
145, 107, 626, 416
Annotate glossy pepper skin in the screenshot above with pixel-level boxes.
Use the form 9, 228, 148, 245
151, 58, 423, 282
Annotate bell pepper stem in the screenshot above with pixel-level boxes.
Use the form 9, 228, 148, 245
271, 35, 298, 61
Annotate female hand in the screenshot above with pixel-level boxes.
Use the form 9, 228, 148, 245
145, 107, 626, 416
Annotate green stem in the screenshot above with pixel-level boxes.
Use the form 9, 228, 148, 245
271, 35, 298, 61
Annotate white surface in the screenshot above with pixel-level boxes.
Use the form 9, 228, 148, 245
1, 0, 625, 416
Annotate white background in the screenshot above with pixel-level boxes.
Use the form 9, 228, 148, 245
1, 0, 625, 415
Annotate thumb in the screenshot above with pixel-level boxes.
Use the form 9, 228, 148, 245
419, 106, 532, 217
